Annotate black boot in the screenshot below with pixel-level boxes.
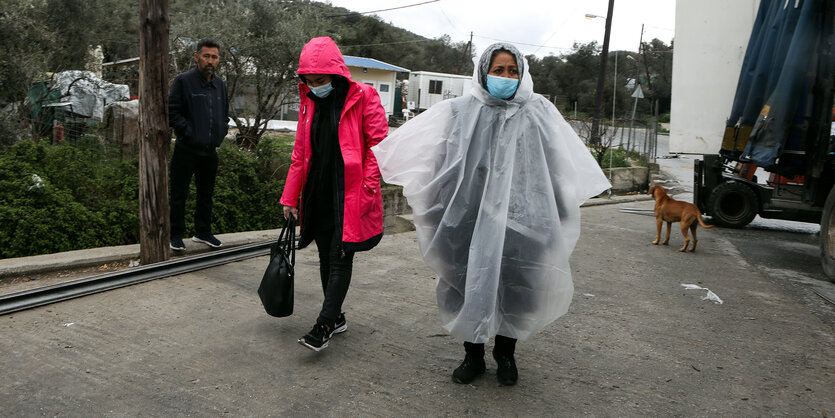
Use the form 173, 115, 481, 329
493, 335, 518, 386
452, 354, 486, 384
452, 342, 485, 384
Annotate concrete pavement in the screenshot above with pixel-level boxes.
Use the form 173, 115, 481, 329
2, 138, 832, 415
1, 192, 832, 416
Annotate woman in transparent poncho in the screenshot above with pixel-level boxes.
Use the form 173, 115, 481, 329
372, 43, 610, 385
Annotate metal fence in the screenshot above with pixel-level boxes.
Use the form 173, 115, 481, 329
566, 116, 659, 165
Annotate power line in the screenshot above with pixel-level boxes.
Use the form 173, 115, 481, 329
326, 0, 440, 17
531, 4, 581, 55
339, 38, 439, 48
435, 2, 460, 34
472, 34, 575, 52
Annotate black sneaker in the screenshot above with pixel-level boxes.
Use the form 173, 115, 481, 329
331, 313, 347, 336
170, 237, 186, 251
493, 350, 518, 386
298, 323, 330, 352
452, 354, 486, 384
192, 232, 222, 248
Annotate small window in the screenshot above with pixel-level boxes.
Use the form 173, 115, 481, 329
379, 84, 390, 92
429, 80, 443, 94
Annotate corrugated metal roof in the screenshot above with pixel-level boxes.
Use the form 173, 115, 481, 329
343, 56, 410, 73
410, 70, 471, 79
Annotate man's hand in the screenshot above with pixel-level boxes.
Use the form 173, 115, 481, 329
283, 206, 298, 220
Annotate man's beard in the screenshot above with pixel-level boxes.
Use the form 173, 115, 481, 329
199, 65, 214, 76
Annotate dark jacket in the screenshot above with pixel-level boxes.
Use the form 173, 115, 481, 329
169, 68, 230, 156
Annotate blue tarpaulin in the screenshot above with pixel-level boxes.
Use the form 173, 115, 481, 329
721, 0, 830, 176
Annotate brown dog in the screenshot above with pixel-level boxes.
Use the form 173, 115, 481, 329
649, 185, 715, 252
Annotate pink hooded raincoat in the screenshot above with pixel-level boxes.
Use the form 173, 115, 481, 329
279, 37, 388, 251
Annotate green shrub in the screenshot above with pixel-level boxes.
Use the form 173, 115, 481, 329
0, 136, 295, 258
598, 148, 630, 168
209, 139, 287, 234
0, 140, 135, 258
593, 147, 649, 169
626, 149, 648, 167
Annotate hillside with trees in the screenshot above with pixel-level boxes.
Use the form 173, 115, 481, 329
0, 0, 673, 258
1, 0, 672, 147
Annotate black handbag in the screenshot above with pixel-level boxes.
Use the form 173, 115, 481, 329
258, 217, 296, 317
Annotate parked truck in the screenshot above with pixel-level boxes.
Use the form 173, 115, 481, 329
693, 0, 834, 281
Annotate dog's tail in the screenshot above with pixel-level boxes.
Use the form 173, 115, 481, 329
698, 215, 715, 229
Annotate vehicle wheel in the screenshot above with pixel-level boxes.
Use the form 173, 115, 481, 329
706, 181, 758, 228
820, 185, 835, 282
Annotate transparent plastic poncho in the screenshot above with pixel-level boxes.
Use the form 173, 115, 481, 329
372, 44, 611, 343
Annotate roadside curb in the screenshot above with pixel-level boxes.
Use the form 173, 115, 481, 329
582, 194, 653, 207
0, 229, 281, 279
1, 194, 653, 280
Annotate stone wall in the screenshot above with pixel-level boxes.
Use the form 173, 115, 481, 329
382, 186, 414, 234
601, 167, 649, 194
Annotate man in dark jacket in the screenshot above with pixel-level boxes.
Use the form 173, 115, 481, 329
168, 38, 229, 251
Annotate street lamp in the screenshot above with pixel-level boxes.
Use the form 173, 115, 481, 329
585, 0, 615, 146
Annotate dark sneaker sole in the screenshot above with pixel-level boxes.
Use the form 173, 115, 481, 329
191, 236, 222, 248
298, 337, 328, 352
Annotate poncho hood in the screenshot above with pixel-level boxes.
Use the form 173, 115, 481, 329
472, 42, 533, 105
297, 37, 352, 80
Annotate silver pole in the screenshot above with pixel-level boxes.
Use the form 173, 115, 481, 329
628, 94, 638, 152
612, 52, 617, 135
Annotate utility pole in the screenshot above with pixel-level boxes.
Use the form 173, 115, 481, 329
461, 31, 473, 74
138, 0, 170, 264
590, 0, 615, 146
467, 31, 473, 57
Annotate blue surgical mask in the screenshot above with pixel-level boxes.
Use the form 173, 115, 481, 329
486, 75, 519, 100
309, 82, 334, 98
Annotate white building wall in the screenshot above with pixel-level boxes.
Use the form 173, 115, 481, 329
347, 67, 397, 117
670, 0, 760, 154
408, 72, 472, 111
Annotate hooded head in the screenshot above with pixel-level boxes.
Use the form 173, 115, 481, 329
297, 37, 352, 81
473, 43, 533, 103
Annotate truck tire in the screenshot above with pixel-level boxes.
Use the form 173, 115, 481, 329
820, 185, 835, 282
706, 181, 758, 228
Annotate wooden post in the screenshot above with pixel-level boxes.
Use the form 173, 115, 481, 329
138, 0, 170, 264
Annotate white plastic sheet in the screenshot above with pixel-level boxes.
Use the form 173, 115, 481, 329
52, 70, 130, 120
373, 43, 610, 343
681, 284, 724, 304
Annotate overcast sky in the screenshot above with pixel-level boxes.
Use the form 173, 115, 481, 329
324, 0, 676, 58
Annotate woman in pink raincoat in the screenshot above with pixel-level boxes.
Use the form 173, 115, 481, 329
280, 37, 388, 352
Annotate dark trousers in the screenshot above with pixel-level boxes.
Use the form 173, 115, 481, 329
314, 227, 355, 328
169, 147, 218, 238
464, 335, 517, 357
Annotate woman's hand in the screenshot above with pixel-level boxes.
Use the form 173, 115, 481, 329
283, 206, 298, 220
